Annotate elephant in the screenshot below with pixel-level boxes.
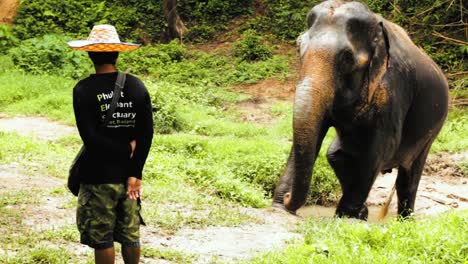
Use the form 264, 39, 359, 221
273, 0, 449, 220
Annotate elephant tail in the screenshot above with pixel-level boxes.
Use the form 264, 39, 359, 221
378, 183, 396, 220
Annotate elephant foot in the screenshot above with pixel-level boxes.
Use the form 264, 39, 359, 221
335, 204, 368, 220
272, 202, 297, 215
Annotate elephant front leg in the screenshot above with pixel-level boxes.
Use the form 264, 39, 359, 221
327, 137, 381, 220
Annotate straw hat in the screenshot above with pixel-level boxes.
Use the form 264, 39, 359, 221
67, 24, 140, 52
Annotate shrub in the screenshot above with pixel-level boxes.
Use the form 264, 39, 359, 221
7, 34, 92, 79
119, 40, 187, 75
150, 86, 185, 134
0, 25, 18, 54
229, 153, 286, 197
232, 30, 273, 62
185, 24, 216, 43
13, 0, 165, 43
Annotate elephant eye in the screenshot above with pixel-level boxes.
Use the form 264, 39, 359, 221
338, 49, 357, 72
307, 12, 317, 28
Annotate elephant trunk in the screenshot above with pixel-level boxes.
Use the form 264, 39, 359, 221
273, 49, 335, 212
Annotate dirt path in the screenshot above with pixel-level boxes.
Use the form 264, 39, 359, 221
0, 115, 76, 140
0, 0, 19, 25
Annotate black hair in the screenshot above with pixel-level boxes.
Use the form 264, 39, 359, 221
88, 52, 119, 66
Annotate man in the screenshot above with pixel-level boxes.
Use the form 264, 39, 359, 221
68, 24, 153, 264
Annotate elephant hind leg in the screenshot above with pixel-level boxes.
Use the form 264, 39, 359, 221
396, 143, 432, 218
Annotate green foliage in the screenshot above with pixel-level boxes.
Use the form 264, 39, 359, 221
12, 0, 253, 44
150, 86, 185, 134
143, 248, 197, 264
7, 34, 92, 79
119, 43, 289, 87
0, 72, 76, 124
119, 40, 187, 75
256, 0, 320, 41
232, 30, 273, 62
179, 0, 253, 42
185, 23, 216, 43
432, 107, 468, 153
0, 131, 76, 177
145, 135, 271, 208
1, 246, 71, 264
251, 211, 468, 263
0, 55, 14, 73
13, 0, 164, 43
0, 25, 18, 54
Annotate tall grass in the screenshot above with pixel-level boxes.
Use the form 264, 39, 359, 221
249, 211, 468, 263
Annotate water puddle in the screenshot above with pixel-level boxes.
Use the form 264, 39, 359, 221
297, 205, 396, 223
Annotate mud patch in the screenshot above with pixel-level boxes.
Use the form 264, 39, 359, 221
368, 167, 468, 218
236, 97, 276, 124
424, 152, 467, 178
0, 116, 76, 140
0, 163, 74, 230
0, 163, 64, 194
232, 78, 296, 101
299, 152, 468, 221
143, 208, 301, 263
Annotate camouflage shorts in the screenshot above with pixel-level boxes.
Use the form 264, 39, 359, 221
76, 184, 144, 249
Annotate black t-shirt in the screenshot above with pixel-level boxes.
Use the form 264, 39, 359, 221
73, 72, 153, 184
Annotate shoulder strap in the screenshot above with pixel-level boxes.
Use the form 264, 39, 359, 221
102, 72, 126, 127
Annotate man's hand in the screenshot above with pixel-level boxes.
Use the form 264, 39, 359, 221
127, 177, 142, 200
130, 140, 136, 158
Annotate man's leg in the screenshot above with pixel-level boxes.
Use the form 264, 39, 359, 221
95, 247, 115, 264
122, 246, 140, 264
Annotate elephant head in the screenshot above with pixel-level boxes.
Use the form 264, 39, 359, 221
273, 0, 391, 213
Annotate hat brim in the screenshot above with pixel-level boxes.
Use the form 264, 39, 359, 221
67, 40, 140, 52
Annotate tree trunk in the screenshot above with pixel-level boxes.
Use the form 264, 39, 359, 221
163, 0, 188, 43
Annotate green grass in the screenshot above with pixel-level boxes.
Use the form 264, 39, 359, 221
143, 247, 197, 263
248, 210, 468, 264
0, 131, 78, 177
432, 107, 468, 153
0, 59, 76, 124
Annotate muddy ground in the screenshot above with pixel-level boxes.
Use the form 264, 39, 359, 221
0, 114, 466, 263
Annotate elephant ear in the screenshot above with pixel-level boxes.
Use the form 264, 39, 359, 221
367, 21, 390, 103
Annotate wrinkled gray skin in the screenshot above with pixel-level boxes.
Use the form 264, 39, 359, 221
273, 0, 449, 220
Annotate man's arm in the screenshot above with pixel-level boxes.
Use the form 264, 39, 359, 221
128, 88, 154, 179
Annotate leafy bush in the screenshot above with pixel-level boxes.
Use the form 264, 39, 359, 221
151, 87, 185, 134
12, 0, 253, 43
0, 25, 18, 54
13, 0, 165, 43
119, 40, 187, 75
185, 24, 216, 43
229, 153, 286, 197
178, 0, 254, 42
7, 34, 92, 79
232, 30, 273, 62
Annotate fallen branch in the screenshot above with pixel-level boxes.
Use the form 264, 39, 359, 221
413, 0, 452, 18
432, 31, 468, 45
413, 21, 468, 27
448, 193, 468, 202
446, 71, 468, 77
420, 194, 459, 208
